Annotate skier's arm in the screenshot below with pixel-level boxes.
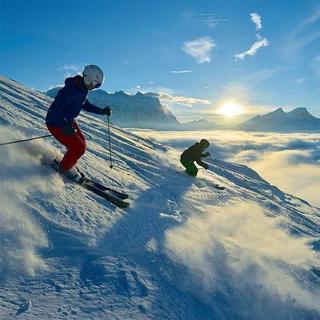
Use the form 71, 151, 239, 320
201, 152, 210, 158
196, 159, 209, 169
82, 100, 105, 114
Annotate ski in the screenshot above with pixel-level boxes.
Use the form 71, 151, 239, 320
193, 179, 207, 188
80, 181, 130, 208
48, 160, 130, 208
86, 179, 128, 200
77, 174, 128, 199
176, 171, 225, 190
194, 180, 225, 190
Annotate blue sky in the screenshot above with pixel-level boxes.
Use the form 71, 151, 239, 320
1, 0, 320, 119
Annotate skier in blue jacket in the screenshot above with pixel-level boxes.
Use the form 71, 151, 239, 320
46, 65, 110, 180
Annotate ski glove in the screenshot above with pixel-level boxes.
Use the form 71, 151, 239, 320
102, 106, 111, 116
62, 123, 75, 136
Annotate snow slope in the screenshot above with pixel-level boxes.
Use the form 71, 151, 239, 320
0, 75, 320, 319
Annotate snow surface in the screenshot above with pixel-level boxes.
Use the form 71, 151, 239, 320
0, 75, 320, 319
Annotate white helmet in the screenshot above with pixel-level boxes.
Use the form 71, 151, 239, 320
83, 65, 104, 89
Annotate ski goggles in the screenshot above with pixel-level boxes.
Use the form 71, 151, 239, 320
93, 81, 102, 89
84, 75, 103, 89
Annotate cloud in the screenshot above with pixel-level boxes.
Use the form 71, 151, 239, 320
283, 5, 320, 57
155, 92, 213, 107
125, 85, 175, 96
129, 130, 320, 207
127, 85, 213, 108
165, 202, 320, 315
250, 13, 262, 30
191, 13, 228, 29
171, 70, 193, 74
284, 32, 320, 57
296, 78, 306, 84
183, 36, 216, 63
235, 38, 269, 60
235, 13, 269, 60
243, 68, 279, 86
305, 8, 320, 25
248, 150, 320, 207
312, 55, 320, 79
59, 64, 81, 72
58, 64, 82, 78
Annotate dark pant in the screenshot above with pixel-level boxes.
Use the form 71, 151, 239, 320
47, 121, 86, 171
180, 158, 198, 177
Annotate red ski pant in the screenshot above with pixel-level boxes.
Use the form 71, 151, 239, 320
47, 122, 86, 171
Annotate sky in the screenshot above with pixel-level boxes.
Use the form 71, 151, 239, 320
1, 0, 320, 120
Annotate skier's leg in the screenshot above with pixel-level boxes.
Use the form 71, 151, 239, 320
73, 122, 86, 144
180, 159, 198, 177
47, 124, 86, 171
180, 158, 188, 170
186, 162, 198, 176
60, 135, 86, 171
63, 122, 87, 170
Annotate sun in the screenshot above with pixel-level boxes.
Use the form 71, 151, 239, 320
218, 101, 244, 117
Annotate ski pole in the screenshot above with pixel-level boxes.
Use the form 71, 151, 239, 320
0, 134, 51, 147
107, 115, 113, 168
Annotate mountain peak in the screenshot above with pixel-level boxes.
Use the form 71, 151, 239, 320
272, 107, 285, 114
293, 107, 307, 111
114, 90, 128, 96
289, 107, 309, 115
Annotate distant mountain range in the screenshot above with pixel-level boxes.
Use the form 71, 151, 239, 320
179, 107, 320, 132
178, 119, 217, 130
238, 107, 320, 132
47, 86, 320, 132
47, 87, 179, 129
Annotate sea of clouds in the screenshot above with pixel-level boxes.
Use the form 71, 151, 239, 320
131, 130, 320, 207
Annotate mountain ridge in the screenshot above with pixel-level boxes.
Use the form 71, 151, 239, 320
238, 107, 320, 132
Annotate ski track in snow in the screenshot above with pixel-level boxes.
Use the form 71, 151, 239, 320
0, 75, 320, 319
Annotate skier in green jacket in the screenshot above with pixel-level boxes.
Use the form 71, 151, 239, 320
180, 139, 210, 177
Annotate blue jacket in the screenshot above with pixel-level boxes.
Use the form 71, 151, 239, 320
46, 75, 104, 127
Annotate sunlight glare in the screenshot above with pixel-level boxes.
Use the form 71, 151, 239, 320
218, 102, 244, 117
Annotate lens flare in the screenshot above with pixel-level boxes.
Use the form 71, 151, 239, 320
218, 102, 244, 117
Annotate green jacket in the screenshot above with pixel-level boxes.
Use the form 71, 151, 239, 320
181, 143, 208, 165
